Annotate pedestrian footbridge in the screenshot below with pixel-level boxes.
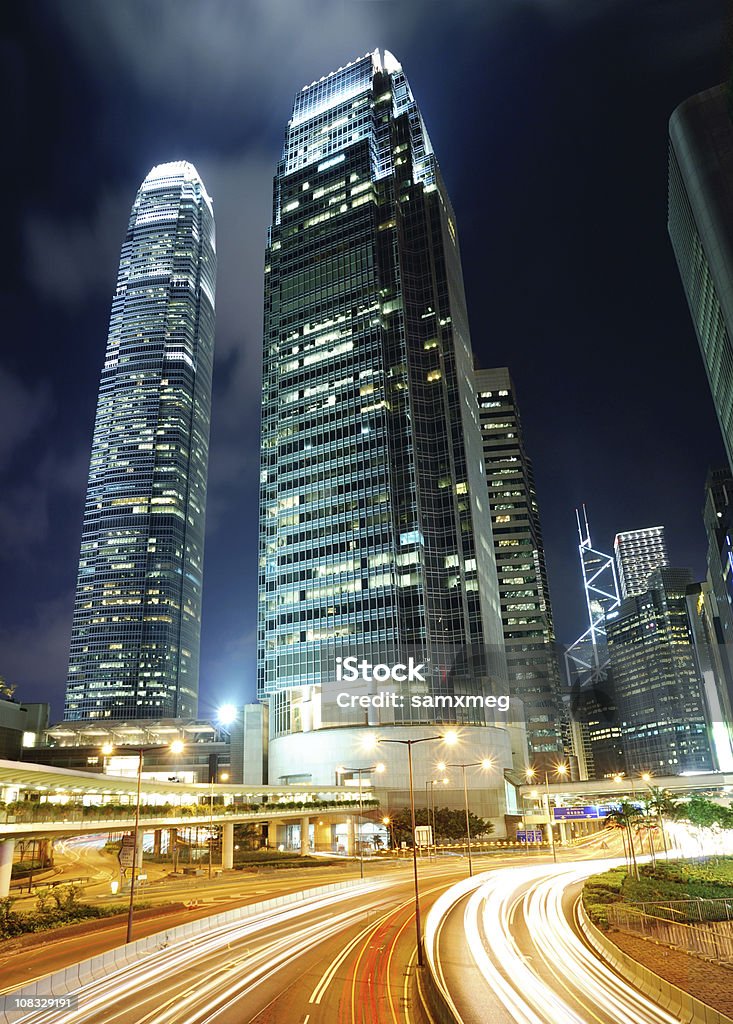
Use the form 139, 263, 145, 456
0, 759, 375, 896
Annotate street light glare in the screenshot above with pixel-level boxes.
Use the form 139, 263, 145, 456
218, 704, 237, 725
480, 758, 494, 770
362, 733, 378, 752
375, 762, 386, 773
169, 739, 184, 755
101, 742, 114, 756
220, 772, 230, 782
555, 762, 569, 776
436, 761, 447, 772
443, 730, 458, 746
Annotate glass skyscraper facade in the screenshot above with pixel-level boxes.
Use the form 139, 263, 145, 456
606, 567, 713, 774
474, 367, 565, 758
65, 162, 216, 722
613, 526, 668, 599
669, 84, 733, 474
258, 51, 504, 721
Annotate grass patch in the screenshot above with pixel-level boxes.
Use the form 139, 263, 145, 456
582, 856, 733, 929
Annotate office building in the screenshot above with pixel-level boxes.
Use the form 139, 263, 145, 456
606, 567, 713, 774
614, 527, 668, 599
474, 367, 565, 759
258, 50, 505, 714
257, 50, 521, 827
668, 84, 733, 471
565, 508, 623, 779
64, 162, 216, 721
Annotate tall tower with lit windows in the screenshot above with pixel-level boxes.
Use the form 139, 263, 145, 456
474, 367, 566, 759
64, 162, 216, 721
258, 50, 505, 719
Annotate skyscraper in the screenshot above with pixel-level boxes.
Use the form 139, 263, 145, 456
474, 367, 565, 758
258, 50, 504, 720
64, 162, 216, 722
614, 526, 668, 599
668, 84, 733, 472
606, 567, 713, 774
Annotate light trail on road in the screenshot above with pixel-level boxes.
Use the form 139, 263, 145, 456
429, 860, 686, 1024
7, 882, 389, 1024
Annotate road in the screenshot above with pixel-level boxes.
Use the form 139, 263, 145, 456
429, 859, 682, 1024
3, 860, 482, 1024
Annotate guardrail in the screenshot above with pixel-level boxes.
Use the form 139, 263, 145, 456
579, 901, 733, 1024
608, 902, 733, 964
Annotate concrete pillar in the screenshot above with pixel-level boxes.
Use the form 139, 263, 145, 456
135, 829, 145, 868
222, 822, 234, 870
300, 817, 310, 856
559, 822, 568, 846
153, 830, 162, 857
169, 828, 178, 870
346, 816, 355, 856
0, 840, 15, 898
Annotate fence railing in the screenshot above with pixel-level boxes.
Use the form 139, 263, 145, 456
608, 899, 733, 963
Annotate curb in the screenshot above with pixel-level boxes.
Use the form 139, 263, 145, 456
577, 903, 733, 1024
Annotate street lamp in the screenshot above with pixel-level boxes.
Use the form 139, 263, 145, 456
339, 763, 385, 878
364, 730, 457, 967
209, 770, 230, 880
437, 758, 494, 877
425, 776, 449, 857
525, 762, 569, 864
101, 738, 184, 942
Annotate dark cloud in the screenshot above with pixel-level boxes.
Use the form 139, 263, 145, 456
0, 368, 54, 470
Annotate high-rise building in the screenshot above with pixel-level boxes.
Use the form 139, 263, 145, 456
606, 567, 713, 774
474, 367, 565, 758
614, 526, 669, 599
565, 508, 623, 779
668, 83, 733, 472
258, 50, 505, 719
64, 162, 216, 722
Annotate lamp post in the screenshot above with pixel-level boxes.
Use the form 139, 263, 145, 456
339, 763, 385, 878
364, 731, 457, 967
437, 759, 494, 877
525, 763, 569, 864
102, 738, 183, 943
209, 770, 230, 880
424, 778, 446, 856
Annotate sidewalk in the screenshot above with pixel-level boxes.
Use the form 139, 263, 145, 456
609, 929, 733, 1017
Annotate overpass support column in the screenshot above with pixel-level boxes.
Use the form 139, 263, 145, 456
559, 822, 568, 846
346, 816, 355, 857
300, 817, 310, 856
153, 830, 162, 857
136, 830, 145, 873
0, 840, 14, 898
222, 822, 234, 870
169, 829, 179, 871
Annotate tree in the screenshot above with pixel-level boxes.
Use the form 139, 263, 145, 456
386, 806, 493, 845
645, 787, 678, 858
0, 675, 16, 700
605, 801, 642, 878
674, 795, 733, 830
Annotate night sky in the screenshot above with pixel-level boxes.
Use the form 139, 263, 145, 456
1, 1, 730, 722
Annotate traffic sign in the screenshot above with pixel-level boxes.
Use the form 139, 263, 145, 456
118, 833, 136, 869
516, 829, 543, 842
